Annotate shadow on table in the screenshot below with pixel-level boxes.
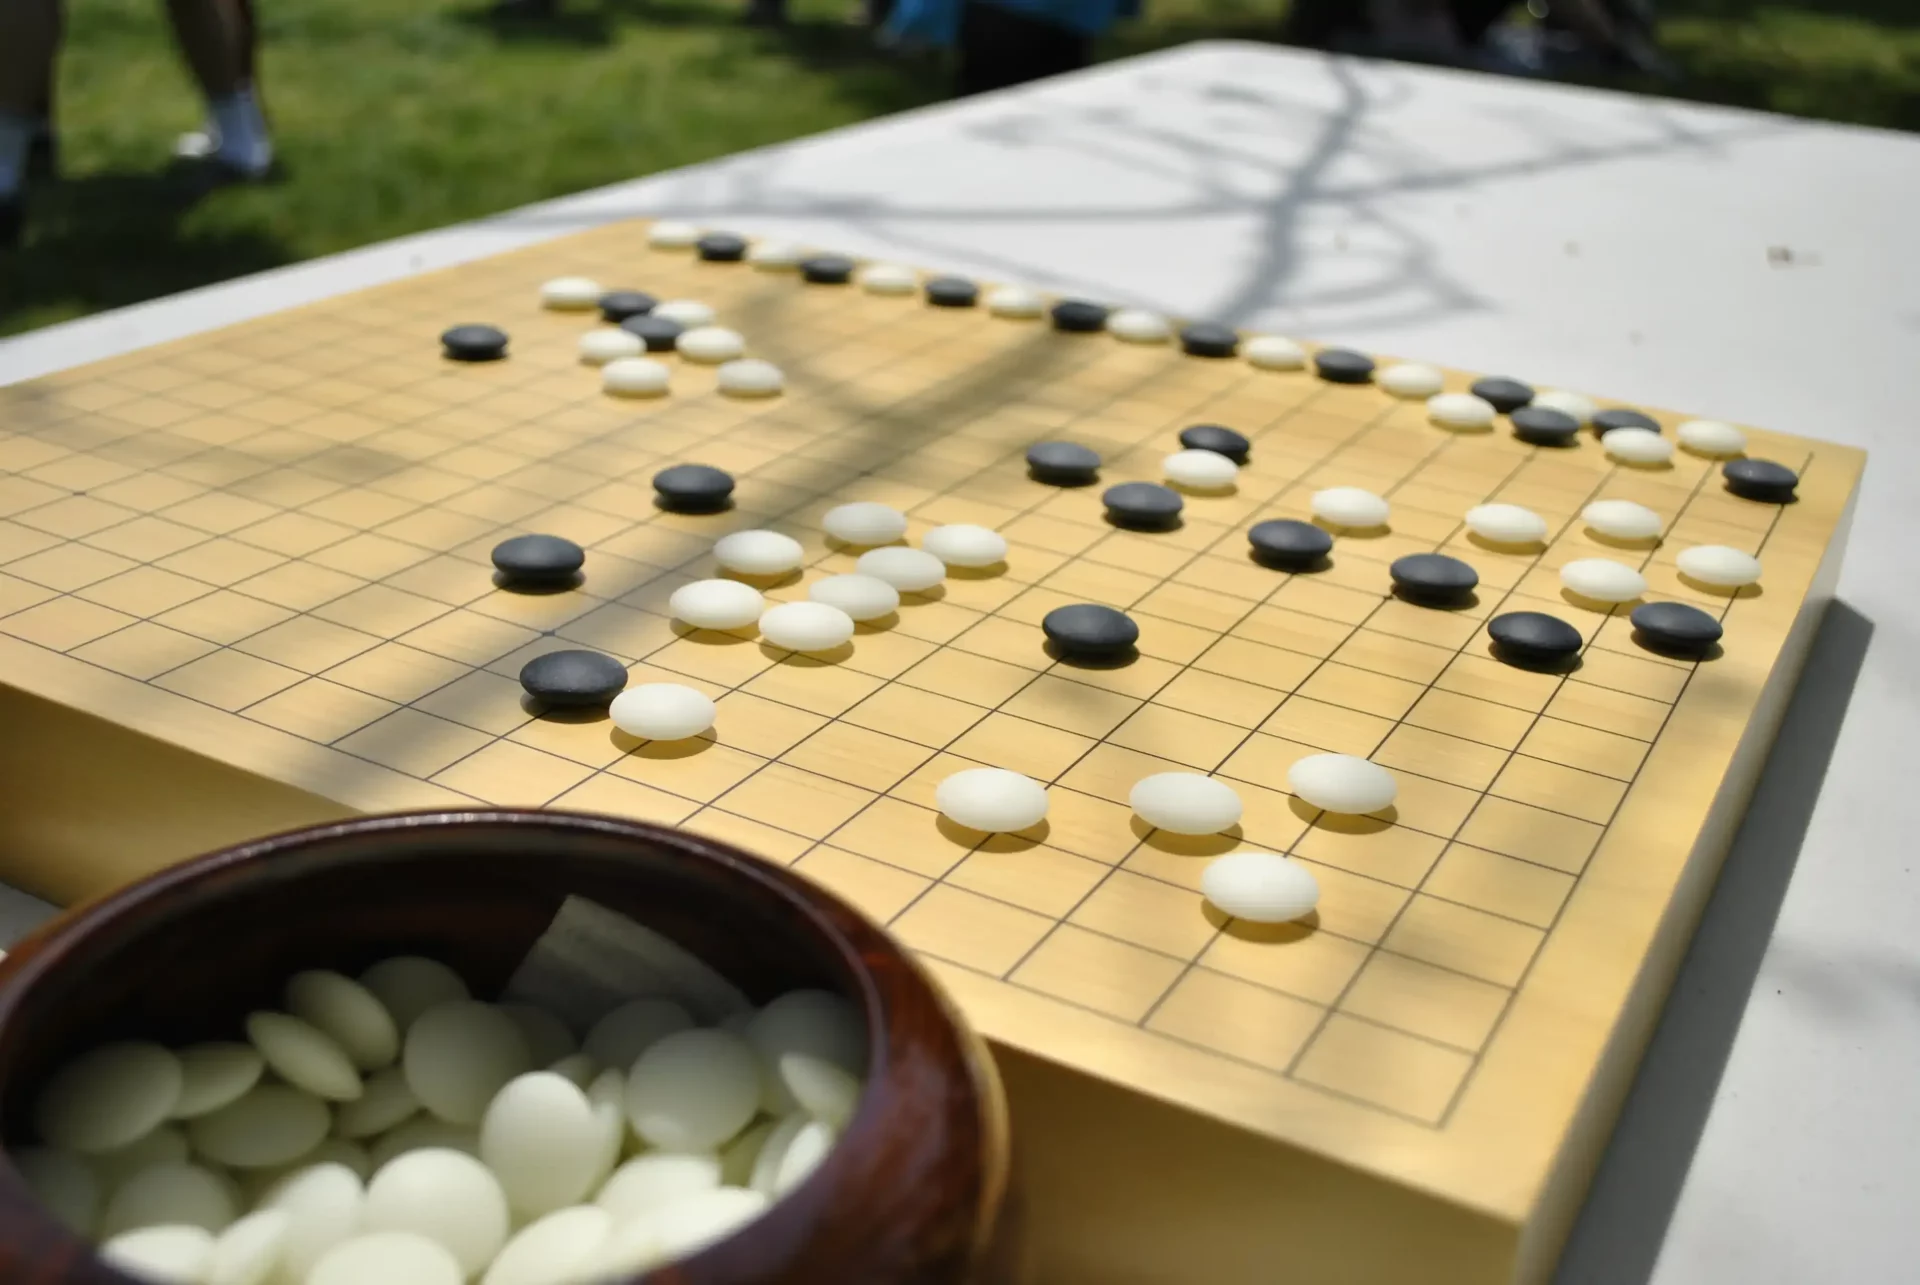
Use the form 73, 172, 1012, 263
1551, 599, 1875, 1285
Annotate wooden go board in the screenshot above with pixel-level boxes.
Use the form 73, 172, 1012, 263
0, 221, 1863, 1284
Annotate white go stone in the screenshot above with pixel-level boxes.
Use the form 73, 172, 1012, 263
936, 768, 1049, 833
1108, 309, 1172, 343
497, 1004, 576, 1068
1245, 335, 1307, 370
748, 241, 805, 270
748, 1115, 813, 1196
858, 263, 918, 294
206, 1209, 291, 1285
856, 546, 945, 592
582, 998, 694, 1072
1201, 852, 1321, 923
480, 1072, 604, 1218
745, 991, 865, 1117
1129, 773, 1243, 835
94, 1126, 188, 1188
1379, 363, 1445, 399
1561, 558, 1649, 603
1582, 499, 1663, 541
12, 1147, 99, 1234
610, 683, 716, 741
1604, 427, 1675, 465
720, 1120, 777, 1187
676, 326, 746, 364
822, 501, 908, 546
1163, 449, 1238, 490
540, 277, 600, 310
625, 1030, 762, 1152
621, 1187, 769, 1263
170, 1043, 264, 1120
483, 1206, 613, 1285
368, 1119, 478, 1173
1534, 389, 1596, 425
308, 1232, 463, 1285
648, 221, 701, 249
808, 574, 899, 621
1287, 753, 1397, 814
653, 299, 716, 328
1465, 503, 1547, 545
1428, 392, 1497, 430
669, 579, 766, 630
713, 529, 805, 576
34, 1041, 182, 1154
986, 285, 1045, 318
1677, 545, 1763, 587
781, 1057, 859, 1131
187, 1084, 330, 1169
359, 957, 469, 1034
402, 1001, 533, 1126
1678, 419, 1747, 457
334, 1066, 420, 1139
577, 329, 642, 365
596, 1153, 722, 1222
101, 1225, 216, 1283
245, 1012, 362, 1102
363, 1148, 510, 1277
99, 1160, 236, 1238
1311, 486, 1390, 529
286, 971, 400, 1073
261, 1161, 367, 1282
717, 358, 784, 397
922, 523, 1008, 567
759, 601, 855, 652
602, 357, 671, 398
771, 1120, 835, 1197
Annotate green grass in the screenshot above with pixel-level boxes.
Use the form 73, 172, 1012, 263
4, 0, 1916, 337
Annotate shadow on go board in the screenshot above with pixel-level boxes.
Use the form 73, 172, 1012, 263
1551, 598, 1875, 1285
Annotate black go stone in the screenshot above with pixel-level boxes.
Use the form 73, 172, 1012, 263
1470, 376, 1534, 414
1248, 519, 1332, 570
520, 649, 629, 708
1723, 458, 1799, 503
1390, 553, 1479, 605
696, 232, 748, 262
1051, 300, 1110, 333
1027, 441, 1101, 487
491, 534, 584, 587
1180, 323, 1239, 359
800, 254, 856, 285
598, 291, 657, 323
1510, 406, 1581, 446
1313, 348, 1375, 384
1488, 611, 1582, 666
1103, 481, 1183, 530
1631, 601, 1724, 655
1042, 604, 1140, 661
652, 464, 736, 513
1594, 408, 1661, 435
925, 277, 979, 308
620, 313, 683, 352
441, 324, 507, 362
1179, 423, 1250, 464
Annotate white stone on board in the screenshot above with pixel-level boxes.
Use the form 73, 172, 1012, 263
922, 524, 1008, 568
986, 286, 1044, 319
821, 502, 908, 547
601, 358, 670, 398
758, 602, 855, 653
1201, 852, 1320, 923
675, 327, 745, 364
808, 574, 899, 621
610, 684, 717, 741
1129, 773, 1243, 835
669, 579, 765, 630
857, 264, 917, 295
540, 277, 601, 311
652, 299, 715, 328
1676, 545, 1762, 587
748, 242, 805, 270
1428, 392, 1497, 430
1464, 503, 1547, 545
1379, 363, 1444, 399
1311, 486, 1390, 529
712, 530, 804, 577
717, 359, 783, 397
1287, 754, 1397, 814
1533, 390, 1596, 426
1108, 309, 1172, 343
936, 768, 1049, 833
1163, 450, 1238, 490
1582, 499, 1663, 541
648, 222, 701, 250
1244, 336, 1307, 370
1603, 427, 1674, 465
1560, 558, 1648, 603
855, 547, 945, 592
1678, 420, 1747, 457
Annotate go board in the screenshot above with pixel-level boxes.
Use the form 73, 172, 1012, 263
0, 220, 1863, 1284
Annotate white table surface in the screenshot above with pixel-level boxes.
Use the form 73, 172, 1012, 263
3, 40, 1917, 1284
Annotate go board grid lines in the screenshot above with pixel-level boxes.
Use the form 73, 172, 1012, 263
0, 225, 1816, 1129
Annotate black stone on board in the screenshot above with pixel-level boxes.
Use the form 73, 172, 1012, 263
599, 291, 657, 323
1180, 323, 1239, 359
1510, 406, 1581, 446
1390, 553, 1480, 605
800, 254, 856, 285
1051, 300, 1110, 333
1042, 604, 1140, 660
441, 324, 508, 362
1248, 519, 1332, 570
1313, 348, 1375, 384
925, 276, 979, 308
1102, 481, 1183, 530
1723, 458, 1799, 503
1470, 376, 1534, 414
1488, 611, 1582, 665
697, 232, 748, 262
1594, 408, 1661, 435
1178, 424, 1250, 464
652, 464, 736, 513
492, 534, 585, 587
620, 314, 683, 352
1631, 601, 1724, 655
520, 650, 628, 707
1027, 441, 1101, 487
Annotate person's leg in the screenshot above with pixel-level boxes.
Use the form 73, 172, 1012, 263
1, 0, 63, 235
162, 0, 273, 175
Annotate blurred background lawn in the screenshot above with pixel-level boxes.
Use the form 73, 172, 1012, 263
4, 0, 1915, 336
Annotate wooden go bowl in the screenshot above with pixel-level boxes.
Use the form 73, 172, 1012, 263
0, 809, 1015, 1284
